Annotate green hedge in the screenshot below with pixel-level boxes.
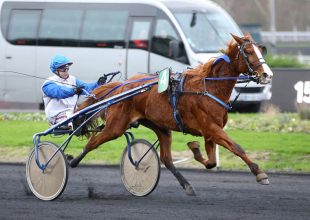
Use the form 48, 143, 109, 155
265, 54, 308, 68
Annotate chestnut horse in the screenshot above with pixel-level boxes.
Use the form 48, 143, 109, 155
70, 33, 273, 195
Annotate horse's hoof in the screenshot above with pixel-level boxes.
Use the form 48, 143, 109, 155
69, 158, 79, 168
205, 163, 217, 169
256, 173, 270, 185
185, 185, 196, 196
258, 178, 270, 185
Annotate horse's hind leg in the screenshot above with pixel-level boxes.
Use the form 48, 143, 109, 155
140, 120, 195, 195
187, 139, 217, 169
161, 133, 196, 196
145, 126, 195, 195
69, 106, 131, 168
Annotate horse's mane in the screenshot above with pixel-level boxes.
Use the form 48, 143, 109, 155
184, 38, 239, 79
184, 32, 254, 80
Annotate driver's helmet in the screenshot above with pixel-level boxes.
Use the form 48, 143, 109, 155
50, 55, 73, 73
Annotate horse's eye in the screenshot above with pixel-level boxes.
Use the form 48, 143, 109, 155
245, 50, 253, 55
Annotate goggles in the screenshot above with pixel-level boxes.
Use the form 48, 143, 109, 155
58, 65, 70, 72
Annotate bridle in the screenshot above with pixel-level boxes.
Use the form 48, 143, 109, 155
237, 41, 267, 76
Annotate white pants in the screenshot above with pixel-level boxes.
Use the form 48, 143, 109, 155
49, 110, 73, 126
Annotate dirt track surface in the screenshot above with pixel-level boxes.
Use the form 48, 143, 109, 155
0, 164, 309, 220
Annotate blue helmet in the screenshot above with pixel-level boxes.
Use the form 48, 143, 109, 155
50, 55, 73, 73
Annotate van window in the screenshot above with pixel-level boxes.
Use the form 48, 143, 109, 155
81, 10, 128, 48
38, 9, 83, 46
129, 20, 151, 50
174, 11, 241, 53
7, 10, 41, 45
1, 5, 11, 39
151, 18, 187, 64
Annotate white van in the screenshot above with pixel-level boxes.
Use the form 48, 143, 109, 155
0, 0, 271, 110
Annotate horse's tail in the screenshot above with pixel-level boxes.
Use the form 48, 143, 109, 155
75, 81, 123, 137
77, 81, 123, 111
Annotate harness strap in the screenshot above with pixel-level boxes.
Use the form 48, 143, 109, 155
169, 74, 186, 133
203, 92, 232, 110
230, 82, 250, 107
180, 90, 232, 111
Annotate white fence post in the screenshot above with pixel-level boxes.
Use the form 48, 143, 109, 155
216, 144, 220, 169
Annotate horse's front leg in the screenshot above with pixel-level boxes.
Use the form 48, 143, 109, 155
210, 126, 269, 185
187, 139, 217, 169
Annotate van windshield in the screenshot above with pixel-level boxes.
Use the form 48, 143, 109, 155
174, 11, 242, 53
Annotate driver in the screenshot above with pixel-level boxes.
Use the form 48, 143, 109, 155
42, 55, 106, 126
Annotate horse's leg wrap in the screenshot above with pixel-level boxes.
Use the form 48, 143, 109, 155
69, 150, 87, 168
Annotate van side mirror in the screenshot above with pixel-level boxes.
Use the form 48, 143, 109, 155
169, 40, 180, 59
168, 40, 188, 64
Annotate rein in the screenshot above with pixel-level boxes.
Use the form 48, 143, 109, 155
91, 39, 266, 128
94, 76, 158, 100
94, 73, 256, 112
0, 70, 78, 87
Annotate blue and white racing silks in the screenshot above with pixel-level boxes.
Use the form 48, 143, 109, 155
42, 74, 98, 124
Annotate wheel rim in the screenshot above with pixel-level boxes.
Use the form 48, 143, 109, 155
121, 140, 160, 197
26, 142, 68, 201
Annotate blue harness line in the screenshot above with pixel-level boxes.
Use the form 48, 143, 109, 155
94, 76, 158, 100
207, 54, 257, 82
205, 75, 255, 81
202, 91, 232, 110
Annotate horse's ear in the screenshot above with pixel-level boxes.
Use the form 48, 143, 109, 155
230, 33, 243, 45
244, 32, 254, 41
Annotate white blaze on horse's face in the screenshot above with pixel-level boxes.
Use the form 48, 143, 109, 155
253, 44, 273, 84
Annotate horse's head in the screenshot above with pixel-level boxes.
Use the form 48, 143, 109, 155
231, 33, 273, 84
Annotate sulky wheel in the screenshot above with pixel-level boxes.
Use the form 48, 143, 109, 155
26, 142, 68, 201
120, 139, 160, 197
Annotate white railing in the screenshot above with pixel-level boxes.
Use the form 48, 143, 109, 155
262, 31, 310, 43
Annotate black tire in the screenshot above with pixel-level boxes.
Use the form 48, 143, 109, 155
120, 139, 160, 197
26, 142, 68, 201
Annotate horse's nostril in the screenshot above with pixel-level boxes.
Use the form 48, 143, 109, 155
263, 73, 268, 78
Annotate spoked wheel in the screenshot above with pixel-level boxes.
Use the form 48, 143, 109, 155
120, 139, 160, 197
26, 142, 68, 201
